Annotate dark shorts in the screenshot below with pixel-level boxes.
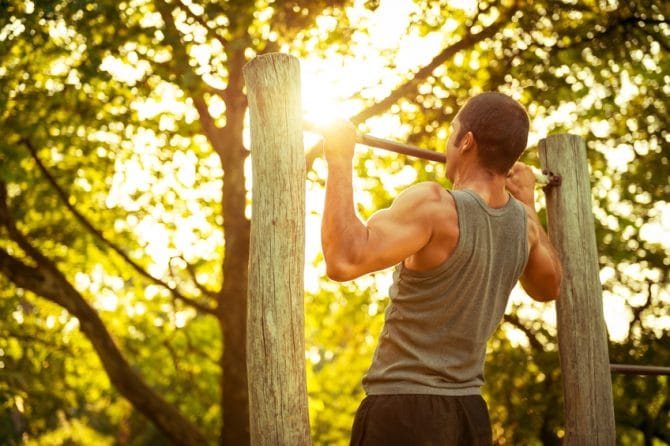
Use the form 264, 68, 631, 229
350, 394, 492, 446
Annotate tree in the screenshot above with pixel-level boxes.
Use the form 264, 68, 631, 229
1, 0, 668, 444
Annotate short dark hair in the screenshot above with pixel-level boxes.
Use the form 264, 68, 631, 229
454, 92, 530, 174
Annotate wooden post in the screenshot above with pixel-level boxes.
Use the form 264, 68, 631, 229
539, 135, 616, 444
243, 53, 311, 445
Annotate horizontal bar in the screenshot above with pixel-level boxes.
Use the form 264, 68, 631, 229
358, 133, 446, 163
610, 363, 670, 376
304, 120, 551, 185
305, 120, 446, 162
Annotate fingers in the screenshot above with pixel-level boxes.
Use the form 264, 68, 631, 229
508, 161, 532, 176
507, 162, 535, 183
506, 162, 536, 205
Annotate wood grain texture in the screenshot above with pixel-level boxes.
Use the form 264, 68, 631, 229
244, 53, 311, 446
539, 134, 615, 445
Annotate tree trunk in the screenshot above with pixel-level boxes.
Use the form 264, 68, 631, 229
206, 38, 253, 446
244, 52, 311, 446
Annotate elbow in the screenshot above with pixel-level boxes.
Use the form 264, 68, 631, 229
325, 261, 358, 282
322, 239, 368, 282
533, 260, 563, 302
545, 283, 561, 301
552, 276, 562, 300
523, 272, 562, 302
531, 288, 559, 303
540, 274, 562, 302
324, 247, 364, 281
548, 264, 563, 301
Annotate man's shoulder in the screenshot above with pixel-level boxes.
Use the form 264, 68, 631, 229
397, 182, 456, 221
401, 181, 451, 203
400, 183, 459, 268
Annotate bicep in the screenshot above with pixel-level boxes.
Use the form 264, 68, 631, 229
364, 205, 432, 269
338, 184, 437, 279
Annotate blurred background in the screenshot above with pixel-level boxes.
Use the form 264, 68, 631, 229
0, 0, 668, 444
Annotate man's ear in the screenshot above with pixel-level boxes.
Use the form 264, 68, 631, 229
459, 131, 476, 153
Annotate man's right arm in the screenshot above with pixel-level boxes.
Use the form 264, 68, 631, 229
319, 119, 438, 282
506, 162, 562, 302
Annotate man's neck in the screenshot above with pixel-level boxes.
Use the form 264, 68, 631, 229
452, 168, 509, 208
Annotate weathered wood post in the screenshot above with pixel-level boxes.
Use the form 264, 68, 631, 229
539, 135, 616, 444
243, 53, 311, 445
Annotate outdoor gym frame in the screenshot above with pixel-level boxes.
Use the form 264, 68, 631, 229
243, 52, 667, 445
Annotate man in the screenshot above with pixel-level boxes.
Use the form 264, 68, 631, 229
320, 92, 563, 445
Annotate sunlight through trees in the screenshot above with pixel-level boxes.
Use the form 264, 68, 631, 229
0, 0, 668, 444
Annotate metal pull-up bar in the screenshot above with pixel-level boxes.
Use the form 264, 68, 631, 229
610, 363, 670, 376
304, 120, 562, 189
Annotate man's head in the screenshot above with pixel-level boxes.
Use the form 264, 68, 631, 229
445, 92, 529, 180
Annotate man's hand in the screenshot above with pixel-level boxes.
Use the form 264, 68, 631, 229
506, 162, 536, 207
320, 118, 357, 165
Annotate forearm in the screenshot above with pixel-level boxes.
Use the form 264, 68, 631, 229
521, 202, 563, 300
507, 162, 562, 300
524, 202, 560, 266
321, 160, 368, 280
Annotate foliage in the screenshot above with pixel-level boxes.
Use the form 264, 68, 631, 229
0, 0, 668, 444
485, 321, 564, 445
305, 281, 384, 445
610, 316, 670, 444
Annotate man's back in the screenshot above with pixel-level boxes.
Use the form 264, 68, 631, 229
363, 189, 528, 396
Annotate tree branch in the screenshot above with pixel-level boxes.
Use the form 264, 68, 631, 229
547, 13, 669, 55
154, 0, 227, 152
0, 248, 207, 445
350, 5, 516, 125
0, 330, 73, 353
182, 326, 219, 365
304, 4, 517, 171
170, 0, 236, 98
0, 248, 54, 300
1, 182, 208, 444
169, 255, 218, 299
192, 95, 225, 146
0, 181, 55, 270
174, 0, 228, 48
503, 312, 546, 353
21, 138, 217, 315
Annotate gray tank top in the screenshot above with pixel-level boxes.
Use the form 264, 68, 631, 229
363, 189, 528, 396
